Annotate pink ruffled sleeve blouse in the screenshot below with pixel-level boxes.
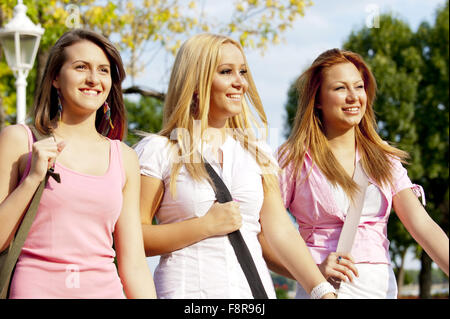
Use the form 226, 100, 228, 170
278, 148, 425, 265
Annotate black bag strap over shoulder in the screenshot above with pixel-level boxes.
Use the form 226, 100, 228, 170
204, 161, 268, 299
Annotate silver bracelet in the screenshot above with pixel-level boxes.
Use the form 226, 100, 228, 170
310, 282, 337, 299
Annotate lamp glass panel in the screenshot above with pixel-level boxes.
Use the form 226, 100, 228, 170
19, 34, 38, 66
0, 34, 18, 69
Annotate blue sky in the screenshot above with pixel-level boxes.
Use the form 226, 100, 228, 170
134, 0, 446, 272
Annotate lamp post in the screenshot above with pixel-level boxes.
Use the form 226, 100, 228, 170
0, 0, 44, 124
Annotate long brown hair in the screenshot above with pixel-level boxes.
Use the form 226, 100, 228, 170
160, 33, 278, 196
278, 48, 408, 198
32, 29, 126, 140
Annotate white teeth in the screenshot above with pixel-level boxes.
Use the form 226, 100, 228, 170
227, 94, 241, 101
343, 107, 359, 112
81, 89, 99, 96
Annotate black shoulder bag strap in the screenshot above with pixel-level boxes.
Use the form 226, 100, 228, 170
204, 161, 268, 299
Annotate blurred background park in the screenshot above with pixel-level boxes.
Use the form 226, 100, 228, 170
0, 0, 448, 299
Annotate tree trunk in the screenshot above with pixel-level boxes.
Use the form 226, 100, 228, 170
122, 85, 165, 101
396, 249, 407, 296
419, 251, 432, 299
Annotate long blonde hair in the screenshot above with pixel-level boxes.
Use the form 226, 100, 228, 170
160, 33, 278, 196
278, 48, 408, 198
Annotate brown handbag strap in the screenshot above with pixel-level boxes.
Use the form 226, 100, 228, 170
0, 175, 49, 298
0, 125, 60, 298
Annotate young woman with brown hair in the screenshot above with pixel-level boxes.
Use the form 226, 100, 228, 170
0, 29, 155, 298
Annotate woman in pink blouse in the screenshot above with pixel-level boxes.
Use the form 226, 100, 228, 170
272, 48, 449, 298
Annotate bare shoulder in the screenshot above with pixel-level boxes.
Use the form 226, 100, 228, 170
0, 125, 29, 188
119, 141, 140, 170
0, 124, 28, 141
0, 124, 29, 156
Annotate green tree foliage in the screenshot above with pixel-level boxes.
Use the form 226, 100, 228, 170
283, 81, 298, 139
413, 1, 449, 298
125, 96, 163, 146
0, 0, 313, 128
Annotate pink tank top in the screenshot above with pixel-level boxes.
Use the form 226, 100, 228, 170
9, 125, 126, 299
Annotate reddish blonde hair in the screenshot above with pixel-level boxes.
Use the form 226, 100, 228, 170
278, 48, 408, 198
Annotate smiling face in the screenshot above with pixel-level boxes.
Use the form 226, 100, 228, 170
52, 40, 112, 118
317, 62, 367, 137
208, 42, 249, 128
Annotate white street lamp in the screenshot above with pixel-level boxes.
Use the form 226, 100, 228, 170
0, 0, 44, 124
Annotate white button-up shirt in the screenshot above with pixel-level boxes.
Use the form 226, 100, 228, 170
135, 134, 276, 299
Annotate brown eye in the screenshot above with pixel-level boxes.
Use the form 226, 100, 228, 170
220, 69, 232, 75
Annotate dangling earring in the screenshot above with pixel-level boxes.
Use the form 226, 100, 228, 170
103, 101, 114, 129
57, 91, 63, 123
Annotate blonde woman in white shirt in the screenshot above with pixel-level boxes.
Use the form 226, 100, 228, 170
134, 33, 335, 299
